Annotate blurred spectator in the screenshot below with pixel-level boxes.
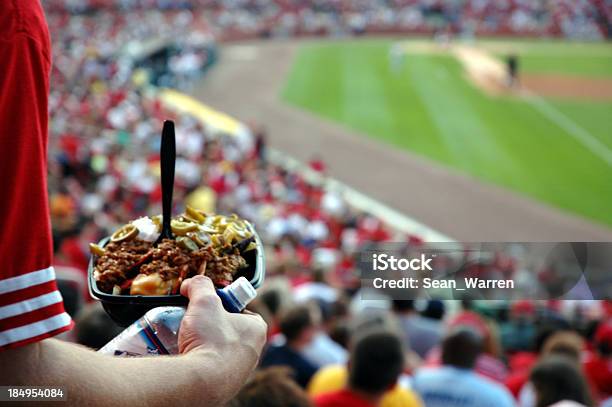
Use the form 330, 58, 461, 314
505, 320, 573, 398
424, 300, 509, 382
329, 320, 350, 350
530, 356, 594, 407
251, 288, 282, 333
55, 276, 84, 319
259, 289, 282, 319
584, 320, 612, 402
252, 125, 267, 164
260, 305, 319, 387
229, 367, 313, 407
540, 330, 584, 360
448, 299, 490, 338
74, 303, 123, 350
309, 362, 422, 407
425, 316, 508, 382
422, 300, 445, 321
308, 155, 326, 174
294, 269, 338, 304
302, 300, 349, 368
392, 299, 442, 358
501, 300, 537, 354
52, 275, 84, 342
309, 312, 420, 407
413, 327, 515, 407
518, 330, 586, 407
313, 330, 420, 407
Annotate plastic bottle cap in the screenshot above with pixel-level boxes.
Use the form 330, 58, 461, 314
227, 277, 257, 308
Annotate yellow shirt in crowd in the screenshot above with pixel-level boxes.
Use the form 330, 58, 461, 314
308, 365, 423, 407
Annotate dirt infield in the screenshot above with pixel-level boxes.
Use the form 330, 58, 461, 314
189, 40, 612, 241
402, 41, 612, 100
451, 45, 509, 96
521, 74, 612, 101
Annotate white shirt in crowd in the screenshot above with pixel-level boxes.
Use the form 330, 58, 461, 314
413, 366, 516, 407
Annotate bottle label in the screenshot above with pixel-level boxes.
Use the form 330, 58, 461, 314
99, 319, 170, 357
138, 320, 170, 355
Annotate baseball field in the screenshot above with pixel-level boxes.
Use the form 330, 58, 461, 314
281, 39, 612, 227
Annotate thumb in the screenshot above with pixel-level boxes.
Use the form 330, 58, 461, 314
180, 274, 215, 297
181, 275, 223, 312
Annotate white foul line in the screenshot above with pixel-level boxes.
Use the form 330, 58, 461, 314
437, 42, 612, 168
522, 89, 612, 167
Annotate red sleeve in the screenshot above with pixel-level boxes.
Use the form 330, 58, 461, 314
0, 0, 72, 351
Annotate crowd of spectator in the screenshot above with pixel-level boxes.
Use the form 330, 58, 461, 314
41, 1, 612, 406
43, 0, 611, 40
234, 297, 612, 406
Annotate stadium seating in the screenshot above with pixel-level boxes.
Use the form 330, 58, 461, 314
41, 2, 612, 405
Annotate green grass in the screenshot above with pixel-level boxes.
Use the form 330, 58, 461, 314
480, 39, 612, 77
517, 54, 612, 77
281, 39, 612, 227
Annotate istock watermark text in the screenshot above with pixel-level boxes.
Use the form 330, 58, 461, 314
372, 253, 434, 271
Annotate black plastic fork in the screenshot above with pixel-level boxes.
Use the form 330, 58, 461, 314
155, 120, 176, 245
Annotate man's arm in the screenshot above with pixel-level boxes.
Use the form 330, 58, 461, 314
3, 340, 236, 407
0, 276, 267, 407
3, 340, 222, 406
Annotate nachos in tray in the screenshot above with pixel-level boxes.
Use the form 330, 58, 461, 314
90, 207, 256, 296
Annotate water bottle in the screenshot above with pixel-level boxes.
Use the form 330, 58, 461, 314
99, 277, 257, 356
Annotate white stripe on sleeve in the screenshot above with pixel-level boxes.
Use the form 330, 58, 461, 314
0, 312, 72, 347
0, 291, 64, 320
0, 267, 56, 295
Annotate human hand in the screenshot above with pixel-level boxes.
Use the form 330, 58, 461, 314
178, 275, 267, 400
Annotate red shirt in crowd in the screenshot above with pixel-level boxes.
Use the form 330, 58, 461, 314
0, 0, 72, 350
315, 389, 376, 407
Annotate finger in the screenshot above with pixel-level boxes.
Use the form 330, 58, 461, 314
181, 275, 223, 312
180, 274, 215, 297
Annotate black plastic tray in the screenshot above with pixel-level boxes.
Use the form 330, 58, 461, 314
88, 226, 265, 326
